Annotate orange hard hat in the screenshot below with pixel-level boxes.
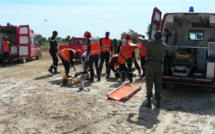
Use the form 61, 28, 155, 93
84, 31, 91, 37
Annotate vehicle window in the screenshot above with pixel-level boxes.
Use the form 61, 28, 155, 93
71, 39, 87, 45
188, 31, 204, 41
151, 24, 157, 40
30, 37, 35, 45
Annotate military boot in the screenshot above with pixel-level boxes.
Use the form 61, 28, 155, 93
48, 66, 53, 73
144, 98, 152, 108
155, 99, 161, 108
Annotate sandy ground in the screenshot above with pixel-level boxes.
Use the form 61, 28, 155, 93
0, 53, 215, 134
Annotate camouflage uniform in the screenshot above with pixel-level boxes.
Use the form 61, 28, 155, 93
143, 39, 167, 108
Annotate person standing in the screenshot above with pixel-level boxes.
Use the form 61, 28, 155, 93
58, 48, 76, 77
112, 39, 118, 54
124, 34, 136, 83
142, 31, 167, 108
48, 31, 59, 74
2, 35, 11, 65
139, 35, 147, 77
99, 32, 112, 75
131, 49, 141, 76
84, 31, 100, 82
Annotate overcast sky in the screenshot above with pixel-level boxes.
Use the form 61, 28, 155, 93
0, 0, 214, 39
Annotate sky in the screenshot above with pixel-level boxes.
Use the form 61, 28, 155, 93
0, 0, 214, 39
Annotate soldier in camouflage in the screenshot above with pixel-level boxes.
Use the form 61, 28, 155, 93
142, 31, 167, 108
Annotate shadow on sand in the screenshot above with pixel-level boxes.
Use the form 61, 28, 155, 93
127, 84, 215, 128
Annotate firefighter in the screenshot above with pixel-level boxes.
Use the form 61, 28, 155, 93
58, 48, 76, 77
48, 31, 59, 74
106, 54, 120, 79
124, 34, 137, 83
139, 35, 147, 77
84, 31, 100, 82
118, 34, 137, 82
99, 32, 112, 74
2, 35, 11, 65
142, 31, 167, 108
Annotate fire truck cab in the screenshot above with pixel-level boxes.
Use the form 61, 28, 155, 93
59, 37, 88, 60
0, 25, 41, 63
149, 7, 215, 88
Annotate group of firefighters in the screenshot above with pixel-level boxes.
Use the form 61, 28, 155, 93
48, 30, 166, 108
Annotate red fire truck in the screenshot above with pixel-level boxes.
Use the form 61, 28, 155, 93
149, 7, 215, 88
0, 25, 41, 63
59, 37, 88, 60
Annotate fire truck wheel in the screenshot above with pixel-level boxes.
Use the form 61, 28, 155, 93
36, 51, 42, 59
21, 57, 26, 63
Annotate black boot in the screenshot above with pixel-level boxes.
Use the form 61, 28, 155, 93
128, 72, 133, 83
129, 76, 133, 83
89, 77, 94, 82
48, 66, 53, 73
114, 71, 120, 79
54, 67, 58, 74
144, 98, 152, 108
155, 99, 161, 108
121, 72, 125, 82
97, 76, 101, 81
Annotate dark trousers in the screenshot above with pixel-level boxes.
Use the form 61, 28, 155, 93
133, 57, 141, 74
89, 54, 100, 80
145, 62, 163, 101
2, 52, 9, 64
99, 52, 110, 74
107, 57, 118, 77
49, 50, 58, 68
126, 58, 133, 81
140, 57, 146, 75
119, 63, 127, 81
60, 56, 70, 76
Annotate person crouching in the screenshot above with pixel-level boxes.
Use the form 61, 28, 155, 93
58, 48, 76, 77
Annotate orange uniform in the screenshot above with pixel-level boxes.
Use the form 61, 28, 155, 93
89, 37, 100, 55
118, 39, 137, 64
2, 41, 10, 52
111, 54, 119, 67
58, 48, 76, 62
139, 42, 147, 57
101, 37, 111, 53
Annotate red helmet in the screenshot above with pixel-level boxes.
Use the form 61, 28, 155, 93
125, 34, 131, 39
84, 31, 91, 37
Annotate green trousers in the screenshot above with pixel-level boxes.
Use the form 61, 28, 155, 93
145, 62, 163, 100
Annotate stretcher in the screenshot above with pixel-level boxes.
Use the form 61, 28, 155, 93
107, 82, 141, 102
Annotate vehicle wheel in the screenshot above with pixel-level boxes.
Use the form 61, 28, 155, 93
162, 83, 167, 90
36, 51, 42, 59
21, 57, 26, 63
